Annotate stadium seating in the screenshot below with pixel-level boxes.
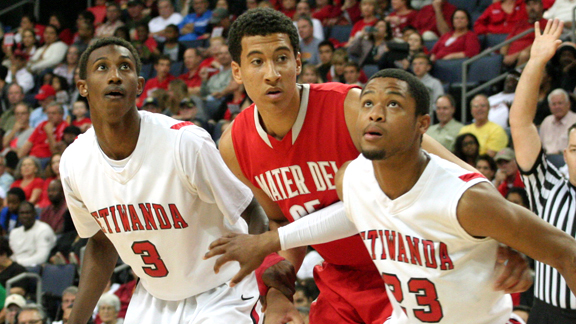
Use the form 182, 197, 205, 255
431, 58, 467, 84
329, 25, 353, 44
468, 55, 503, 83
362, 64, 379, 79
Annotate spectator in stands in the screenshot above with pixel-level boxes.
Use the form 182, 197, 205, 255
133, 23, 157, 64
97, 294, 122, 324
141, 97, 162, 114
18, 304, 48, 324
411, 53, 443, 111
348, 19, 392, 67
539, 88, 576, 154
4, 294, 26, 324
20, 103, 69, 167
506, 187, 530, 209
6, 50, 34, 94
342, 0, 362, 24
474, 0, 528, 35
298, 64, 324, 83
385, 0, 418, 39
2, 28, 37, 68
488, 71, 519, 129
550, 42, 576, 92
49, 12, 73, 46
0, 84, 25, 133
179, 0, 212, 41
53, 305, 72, 324
39, 180, 67, 235
158, 24, 186, 62
37, 153, 61, 210
53, 46, 80, 88
179, 48, 203, 96
10, 157, 43, 204
10, 201, 56, 267
459, 94, 509, 156
246, 0, 259, 10
199, 44, 238, 118
494, 148, 524, 197
453, 132, 480, 166
96, 4, 125, 39
125, 0, 151, 41
0, 188, 24, 235
51, 76, 69, 106
298, 17, 322, 65
501, 0, 546, 67
73, 22, 95, 55
67, 67, 82, 108
137, 55, 175, 107
3, 103, 33, 153
13, 15, 43, 45
312, 0, 343, 27
88, 0, 107, 26
413, 0, 456, 40
280, 0, 297, 18
54, 126, 80, 156
294, 1, 324, 41
165, 79, 190, 116
70, 100, 91, 133
0, 157, 15, 195
430, 9, 480, 61
209, 8, 232, 39
317, 40, 334, 81
294, 282, 313, 323
0, 237, 29, 294
343, 62, 363, 86
28, 25, 68, 74
149, 0, 183, 41
55, 287, 77, 322
172, 98, 201, 124
75, 10, 96, 35
543, 0, 576, 29
326, 48, 348, 82
411, 0, 431, 10
426, 94, 462, 150
348, 0, 378, 42
476, 154, 498, 183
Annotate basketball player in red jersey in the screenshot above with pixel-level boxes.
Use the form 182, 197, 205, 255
216, 8, 532, 324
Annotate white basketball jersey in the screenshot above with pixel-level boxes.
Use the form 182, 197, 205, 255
343, 153, 512, 323
61, 111, 253, 301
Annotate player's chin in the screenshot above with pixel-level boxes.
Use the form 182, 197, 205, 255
361, 147, 386, 161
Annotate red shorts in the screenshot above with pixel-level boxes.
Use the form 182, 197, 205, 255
309, 262, 392, 324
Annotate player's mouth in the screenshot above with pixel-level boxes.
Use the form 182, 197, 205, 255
363, 126, 383, 141
265, 88, 282, 99
104, 87, 126, 100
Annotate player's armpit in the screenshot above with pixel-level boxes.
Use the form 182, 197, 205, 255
493, 245, 533, 294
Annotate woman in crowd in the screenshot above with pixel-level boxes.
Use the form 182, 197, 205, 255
385, 0, 418, 39
430, 9, 480, 61
37, 153, 61, 209
2, 28, 37, 67
348, 0, 378, 42
52, 45, 79, 87
326, 48, 348, 82
164, 79, 189, 116
28, 25, 68, 74
312, 0, 343, 26
10, 156, 44, 205
97, 294, 124, 324
453, 133, 480, 166
51, 75, 70, 105
400, 31, 427, 69
298, 64, 324, 84
48, 12, 74, 45
475, 154, 497, 183
348, 19, 393, 67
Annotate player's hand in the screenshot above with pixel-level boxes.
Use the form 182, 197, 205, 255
261, 260, 297, 303
263, 288, 304, 324
493, 245, 533, 293
530, 19, 563, 64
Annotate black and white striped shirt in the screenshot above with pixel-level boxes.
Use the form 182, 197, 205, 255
520, 149, 576, 309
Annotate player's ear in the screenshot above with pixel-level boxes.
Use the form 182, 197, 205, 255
77, 80, 88, 97
137, 76, 145, 95
231, 61, 244, 85
296, 52, 302, 76
418, 113, 431, 134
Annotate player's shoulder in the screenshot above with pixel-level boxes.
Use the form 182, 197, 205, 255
309, 82, 359, 95
429, 153, 487, 184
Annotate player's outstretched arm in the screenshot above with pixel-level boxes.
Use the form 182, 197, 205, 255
510, 19, 563, 171
457, 182, 576, 295
68, 231, 119, 324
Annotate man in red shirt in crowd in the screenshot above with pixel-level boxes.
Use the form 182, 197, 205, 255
494, 148, 525, 197
136, 55, 175, 107
474, 0, 527, 35
501, 0, 546, 67
179, 48, 203, 96
413, 0, 456, 40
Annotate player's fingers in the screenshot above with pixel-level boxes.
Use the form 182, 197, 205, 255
534, 21, 541, 37
208, 237, 231, 250
204, 244, 228, 259
230, 267, 251, 286
213, 254, 233, 274
503, 270, 533, 294
554, 20, 564, 38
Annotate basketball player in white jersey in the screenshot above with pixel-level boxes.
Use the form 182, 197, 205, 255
206, 20, 576, 323
62, 37, 265, 324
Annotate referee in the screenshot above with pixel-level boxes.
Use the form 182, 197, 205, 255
510, 19, 576, 323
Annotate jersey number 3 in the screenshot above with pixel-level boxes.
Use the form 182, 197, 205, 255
132, 241, 169, 278
382, 273, 443, 322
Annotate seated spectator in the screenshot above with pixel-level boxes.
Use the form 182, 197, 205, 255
430, 9, 480, 61
501, 0, 546, 67
385, 0, 418, 39
51, 76, 69, 106
298, 64, 324, 83
9, 201, 56, 267
53, 45, 80, 87
411, 53, 443, 111
37, 153, 61, 210
179, 48, 203, 96
53, 305, 72, 324
476, 154, 498, 183
488, 71, 519, 129
199, 44, 238, 118
0, 157, 15, 195
317, 40, 334, 81
298, 17, 322, 65
0, 237, 29, 294
141, 97, 162, 114
137, 55, 175, 107
348, 0, 378, 42
54, 126, 81, 155
426, 94, 462, 151
0, 84, 25, 134
539, 88, 576, 154
97, 294, 123, 324
293, 1, 324, 41
2, 28, 37, 68
149, 0, 183, 41
172, 98, 201, 123
280, 0, 297, 19
474, 0, 527, 35
506, 187, 530, 209
549, 42, 576, 93
73, 21, 95, 55
3, 103, 34, 153
342, 0, 362, 24
543, 0, 576, 29
13, 14, 44, 45
158, 24, 186, 62
125, 0, 151, 40
326, 48, 348, 82
343, 62, 363, 86
48, 212, 87, 265
30, 85, 58, 128
48, 12, 74, 46
132, 23, 158, 64
0, 188, 25, 235
179, 0, 212, 41
70, 100, 91, 133
348, 19, 392, 67
453, 132, 480, 166
459, 94, 509, 157
164, 79, 189, 116
312, 0, 343, 27
52, 287, 76, 323
6, 50, 34, 94
19, 103, 69, 167
3, 294, 26, 324
28, 25, 68, 74
208, 8, 232, 39
294, 281, 314, 323
413, 0, 456, 40
494, 148, 524, 197
10, 157, 43, 204
114, 23, 132, 42
96, 3, 125, 39
88, 0, 107, 26
39, 180, 67, 236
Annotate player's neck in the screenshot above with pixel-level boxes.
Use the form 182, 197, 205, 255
93, 109, 141, 160
256, 86, 302, 140
372, 149, 429, 200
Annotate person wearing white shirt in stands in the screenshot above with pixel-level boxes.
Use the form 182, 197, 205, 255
148, 0, 183, 41
9, 201, 56, 266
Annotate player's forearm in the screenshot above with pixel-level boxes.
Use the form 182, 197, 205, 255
241, 198, 269, 234
269, 219, 306, 272
69, 232, 118, 324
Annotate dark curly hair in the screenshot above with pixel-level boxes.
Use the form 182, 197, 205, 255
228, 8, 300, 65
78, 37, 141, 80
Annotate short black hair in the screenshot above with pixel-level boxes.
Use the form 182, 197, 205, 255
64, 125, 82, 136
78, 37, 141, 80
0, 237, 12, 257
78, 10, 96, 24
166, 24, 179, 35
228, 8, 300, 65
7, 187, 26, 203
364, 68, 430, 116
19, 201, 36, 215
155, 54, 172, 65
507, 187, 529, 207
318, 40, 334, 52
476, 154, 497, 172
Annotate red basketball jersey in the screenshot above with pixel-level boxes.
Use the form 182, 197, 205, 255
232, 82, 373, 268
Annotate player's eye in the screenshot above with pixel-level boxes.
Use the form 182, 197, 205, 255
277, 55, 288, 62
120, 63, 130, 70
97, 64, 107, 71
251, 58, 262, 66
362, 100, 373, 108
388, 101, 399, 108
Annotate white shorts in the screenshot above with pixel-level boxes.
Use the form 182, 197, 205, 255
124, 273, 262, 324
